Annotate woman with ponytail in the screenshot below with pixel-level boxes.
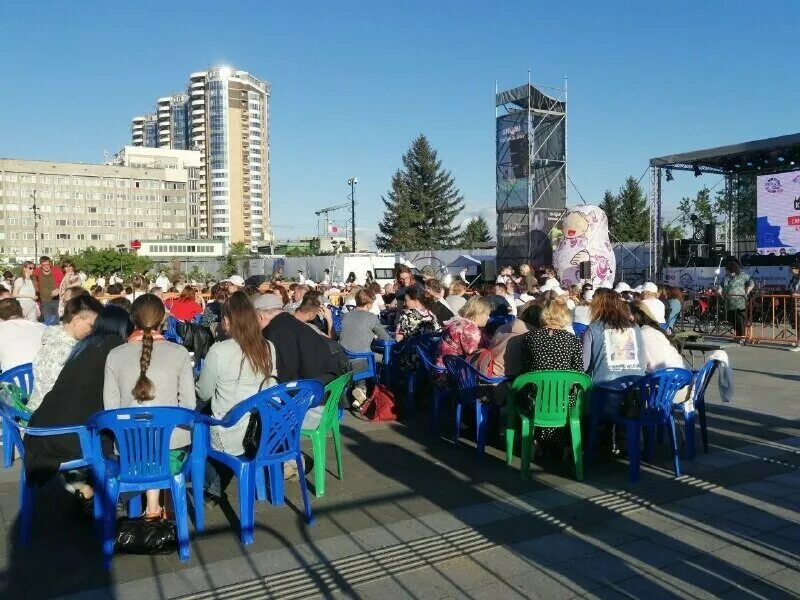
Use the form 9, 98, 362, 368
104, 294, 195, 520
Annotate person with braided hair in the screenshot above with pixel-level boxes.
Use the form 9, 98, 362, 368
104, 293, 195, 520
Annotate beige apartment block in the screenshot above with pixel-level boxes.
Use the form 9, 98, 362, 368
131, 66, 271, 251
0, 156, 197, 261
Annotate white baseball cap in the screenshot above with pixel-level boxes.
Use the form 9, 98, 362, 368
226, 275, 245, 287
642, 282, 659, 294
614, 282, 631, 293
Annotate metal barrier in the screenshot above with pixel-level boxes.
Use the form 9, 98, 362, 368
747, 293, 799, 346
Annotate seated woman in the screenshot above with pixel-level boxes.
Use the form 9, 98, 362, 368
630, 301, 684, 372
104, 294, 195, 520
196, 291, 278, 504
23, 306, 132, 513
165, 285, 203, 322
435, 296, 492, 368
27, 295, 103, 412
663, 286, 684, 331
395, 285, 440, 372
518, 298, 586, 451
489, 301, 541, 379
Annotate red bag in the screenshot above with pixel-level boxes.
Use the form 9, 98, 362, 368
359, 384, 398, 422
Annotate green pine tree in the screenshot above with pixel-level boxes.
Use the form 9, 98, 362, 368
614, 176, 650, 241
599, 189, 620, 238
460, 216, 493, 247
376, 135, 465, 251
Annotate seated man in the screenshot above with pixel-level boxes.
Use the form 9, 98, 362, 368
339, 289, 392, 408
0, 298, 46, 372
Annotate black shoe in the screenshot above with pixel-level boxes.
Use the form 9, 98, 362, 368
73, 489, 94, 520
203, 492, 225, 511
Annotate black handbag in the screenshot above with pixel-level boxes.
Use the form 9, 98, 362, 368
115, 518, 177, 555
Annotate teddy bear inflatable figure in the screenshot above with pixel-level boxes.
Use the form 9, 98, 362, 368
553, 205, 615, 289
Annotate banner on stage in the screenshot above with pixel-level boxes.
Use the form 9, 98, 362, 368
756, 168, 800, 254
662, 266, 792, 290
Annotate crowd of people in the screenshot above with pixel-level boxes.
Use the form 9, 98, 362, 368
0, 253, 739, 522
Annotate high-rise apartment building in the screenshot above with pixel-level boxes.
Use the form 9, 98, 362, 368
0, 149, 200, 260
131, 66, 271, 250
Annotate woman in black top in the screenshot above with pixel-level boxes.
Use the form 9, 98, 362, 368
519, 298, 584, 450
24, 306, 133, 510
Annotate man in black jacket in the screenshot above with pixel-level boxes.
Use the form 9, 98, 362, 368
253, 294, 346, 385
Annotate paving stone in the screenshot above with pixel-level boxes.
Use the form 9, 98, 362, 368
716, 506, 791, 533
709, 545, 786, 578
615, 538, 696, 568
511, 532, 599, 565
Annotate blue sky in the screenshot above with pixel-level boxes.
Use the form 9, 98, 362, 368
2, 1, 799, 246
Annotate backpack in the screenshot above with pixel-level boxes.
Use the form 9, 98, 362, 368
359, 384, 398, 422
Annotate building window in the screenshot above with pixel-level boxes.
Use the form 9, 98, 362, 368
56, 233, 70, 240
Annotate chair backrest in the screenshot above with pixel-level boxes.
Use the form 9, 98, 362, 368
165, 315, 182, 341
328, 306, 343, 336
634, 368, 693, 420
443, 355, 480, 398
397, 332, 440, 357
416, 345, 446, 374
691, 358, 720, 406
0, 363, 34, 399
572, 323, 588, 340
318, 373, 352, 430
87, 407, 197, 484
511, 370, 592, 428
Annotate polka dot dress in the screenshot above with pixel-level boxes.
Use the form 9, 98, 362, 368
519, 327, 585, 445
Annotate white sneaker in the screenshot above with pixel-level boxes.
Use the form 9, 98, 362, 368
351, 386, 367, 409
789, 346, 800, 352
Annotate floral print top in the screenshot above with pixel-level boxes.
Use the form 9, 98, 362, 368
435, 316, 488, 368
396, 308, 440, 341
27, 325, 76, 411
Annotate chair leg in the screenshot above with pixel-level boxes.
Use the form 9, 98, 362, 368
331, 422, 344, 481
454, 399, 463, 444
570, 417, 584, 482
128, 493, 142, 518
626, 421, 641, 483
311, 432, 326, 498
667, 416, 681, 477
103, 480, 119, 568
267, 464, 284, 506
296, 453, 315, 526
476, 400, 489, 456
255, 466, 268, 502
505, 400, 517, 466
405, 373, 415, 417
19, 470, 33, 547
430, 388, 442, 434
2, 421, 13, 468
519, 418, 532, 480
191, 454, 205, 532
237, 464, 255, 545
698, 403, 709, 453
587, 398, 602, 464
684, 411, 696, 460
171, 476, 190, 561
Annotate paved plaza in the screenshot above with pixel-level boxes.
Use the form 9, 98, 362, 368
1, 342, 799, 599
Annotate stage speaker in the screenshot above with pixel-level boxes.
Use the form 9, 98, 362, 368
692, 244, 710, 260
481, 260, 497, 281
579, 260, 591, 279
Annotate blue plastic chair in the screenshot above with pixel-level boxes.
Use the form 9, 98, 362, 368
415, 346, 449, 434
43, 314, 59, 326
675, 359, 720, 459
0, 363, 34, 468
328, 305, 343, 338
0, 403, 103, 546
201, 381, 323, 545
87, 407, 200, 566
586, 368, 693, 482
443, 356, 507, 456
370, 339, 396, 385
343, 350, 378, 384
164, 314, 182, 343
572, 323, 588, 340
395, 333, 441, 415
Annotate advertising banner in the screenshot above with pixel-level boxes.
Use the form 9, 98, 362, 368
662, 266, 792, 291
756, 169, 800, 254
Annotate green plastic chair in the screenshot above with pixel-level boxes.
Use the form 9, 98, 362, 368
505, 370, 592, 481
300, 373, 351, 497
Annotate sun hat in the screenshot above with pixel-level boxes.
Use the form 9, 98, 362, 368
614, 282, 631, 293
642, 282, 659, 294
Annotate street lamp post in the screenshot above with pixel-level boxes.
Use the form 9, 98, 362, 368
347, 177, 358, 252
30, 191, 42, 261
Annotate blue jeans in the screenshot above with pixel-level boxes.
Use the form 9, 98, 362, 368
204, 457, 239, 499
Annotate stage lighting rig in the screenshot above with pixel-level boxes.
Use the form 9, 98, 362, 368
665, 168, 674, 182
693, 163, 702, 177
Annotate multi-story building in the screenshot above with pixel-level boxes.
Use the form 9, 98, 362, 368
130, 66, 271, 251
0, 153, 199, 260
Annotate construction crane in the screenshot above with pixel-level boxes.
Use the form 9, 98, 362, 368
315, 202, 351, 240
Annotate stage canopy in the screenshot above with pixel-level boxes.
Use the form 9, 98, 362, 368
650, 132, 800, 175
